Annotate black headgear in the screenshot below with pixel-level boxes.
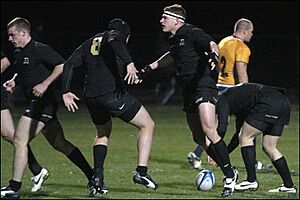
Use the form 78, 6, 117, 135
108, 18, 131, 38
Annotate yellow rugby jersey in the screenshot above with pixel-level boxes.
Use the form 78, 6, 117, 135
217, 36, 251, 85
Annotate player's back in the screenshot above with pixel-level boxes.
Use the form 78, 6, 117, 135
217, 36, 250, 86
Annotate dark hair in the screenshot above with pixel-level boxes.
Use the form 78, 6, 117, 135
108, 18, 131, 38
7, 17, 31, 34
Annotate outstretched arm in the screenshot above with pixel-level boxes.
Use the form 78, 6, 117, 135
137, 52, 174, 81
62, 92, 80, 112
149, 51, 174, 70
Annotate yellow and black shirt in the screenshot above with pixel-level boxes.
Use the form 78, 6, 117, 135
217, 35, 251, 86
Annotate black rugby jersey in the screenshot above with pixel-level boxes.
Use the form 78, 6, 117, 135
217, 83, 287, 134
169, 23, 215, 86
1, 50, 5, 59
13, 39, 64, 97
62, 30, 133, 97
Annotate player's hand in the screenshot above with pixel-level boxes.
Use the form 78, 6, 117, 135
33, 82, 48, 98
3, 73, 18, 93
62, 92, 80, 112
136, 65, 153, 81
205, 51, 219, 70
124, 62, 139, 85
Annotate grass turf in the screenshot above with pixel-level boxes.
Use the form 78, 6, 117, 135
1, 104, 299, 199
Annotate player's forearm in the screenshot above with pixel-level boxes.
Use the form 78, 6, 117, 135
42, 64, 63, 86
1, 57, 10, 73
209, 41, 219, 55
149, 52, 174, 70
238, 73, 248, 83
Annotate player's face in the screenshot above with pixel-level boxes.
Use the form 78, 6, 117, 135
160, 15, 177, 34
244, 26, 254, 42
7, 26, 26, 48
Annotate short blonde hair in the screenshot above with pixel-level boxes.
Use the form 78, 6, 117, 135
234, 18, 253, 32
7, 17, 31, 33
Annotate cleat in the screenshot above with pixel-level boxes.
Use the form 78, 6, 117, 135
88, 177, 108, 196
255, 160, 273, 170
133, 172, 158, 190
31, 168, 50, 192
235, 180, 259, 191
268, 185, 297, 193
187, 152, 202, 170
1, 186, 20, 199
221, 168, 238, 197
87, 181, 97, 197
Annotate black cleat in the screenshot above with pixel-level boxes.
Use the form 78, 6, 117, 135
1, 186, 20, 199
133, 172, 158, 190
221, 168, 238, 197
88, 177, 108, 197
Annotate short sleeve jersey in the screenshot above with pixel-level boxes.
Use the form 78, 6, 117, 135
13, 39, 64, 98
217, 36, 251, 85
1, 50, 5, 59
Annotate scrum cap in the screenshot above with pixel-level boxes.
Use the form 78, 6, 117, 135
108, 18, 131, 38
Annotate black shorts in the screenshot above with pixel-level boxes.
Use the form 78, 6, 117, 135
245, 92, 290, 136
84, 91, 142, 125
23, 90, 58, 124
183, 86, 218, 113
1, 86, 9, 110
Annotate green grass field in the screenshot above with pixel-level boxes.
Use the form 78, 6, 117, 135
1, 104, 299, 199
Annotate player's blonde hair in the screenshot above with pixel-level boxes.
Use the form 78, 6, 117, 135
7, 17, 31, 34
234, 18, 253, 32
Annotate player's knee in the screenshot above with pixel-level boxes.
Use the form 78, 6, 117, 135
52, 139, 74, 154
262, 144, 273, 156
139, 118, 155, 133
1, 129, 14, 142
13, 137, 28, 149
147, 118, 155, 132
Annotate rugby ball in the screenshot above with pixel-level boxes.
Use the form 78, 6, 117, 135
195, 169, 215, 191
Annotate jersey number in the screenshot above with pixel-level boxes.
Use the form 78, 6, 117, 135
90, 37, 103, 55
220, 56, 228, 77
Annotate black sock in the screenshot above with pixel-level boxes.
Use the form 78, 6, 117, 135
194, 145, 204, 157
206, 143, 226, 175
93, 145, 107, 179
27, 145, 43, 176
136, 166, 148, 176
67, 147, 94, 180
227, 132, 239, 154
253, 138, 258, 164
272, 156, 294, 188
9, 180, 22, 192
241, 145, 256, 182
214, 139, 233, 177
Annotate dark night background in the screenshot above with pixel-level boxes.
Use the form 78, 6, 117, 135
1, 1, 299, 103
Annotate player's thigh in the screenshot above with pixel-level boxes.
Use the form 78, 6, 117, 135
95, 120, 112, 138
1, 109, 15, 140
42, 119, 67, 144
15, 115, 45, 144
239, 121, 261, 144
262, 134, 280, 150
129, 105, 154, 129
186, 112, 206, 144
